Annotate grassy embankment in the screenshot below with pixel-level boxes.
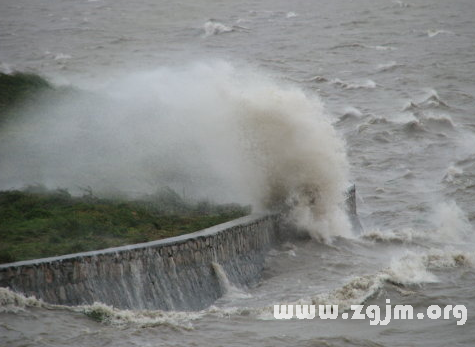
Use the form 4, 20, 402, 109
0, 72, 250, 264
0, 188, 249, 264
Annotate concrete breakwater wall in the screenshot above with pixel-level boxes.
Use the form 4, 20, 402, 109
0, 214, 279, 311
0, 187, 361, 311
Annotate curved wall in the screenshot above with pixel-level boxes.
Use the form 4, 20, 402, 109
0, 214, 279, 310
0, 186, 360, 311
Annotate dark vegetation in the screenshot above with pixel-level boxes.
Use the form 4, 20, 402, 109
0, 186, 250, 264
0, 72, 251, 264
0, 72, 53, 122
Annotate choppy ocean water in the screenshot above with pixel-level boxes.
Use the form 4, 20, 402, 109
1, 0, 475, 346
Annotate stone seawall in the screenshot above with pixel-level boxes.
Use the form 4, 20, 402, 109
0, 214, 279, 311
0, 187, 361, 311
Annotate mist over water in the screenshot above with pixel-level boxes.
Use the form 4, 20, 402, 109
0, 62, 351, 239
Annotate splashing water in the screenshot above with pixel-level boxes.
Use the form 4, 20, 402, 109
431, 201, 472, 242
211, 262, 251, 300
0, 62, 351, 241
203, 21, 233, 36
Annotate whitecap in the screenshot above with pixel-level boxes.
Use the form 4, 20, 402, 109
306, 75, 328, 83
402, 91, 450, 110
309, 273, 389, 310
331, 78, 377, 90
424, 248, 474, 268
442, 165, 463, 183
427, 29, 454, 38
203, 21, 234, 37
421, 113, 455, 129
386, 251, 438, 285
362, 228, 418, 243
342, 106, 363, 118
376, 61, 403, 72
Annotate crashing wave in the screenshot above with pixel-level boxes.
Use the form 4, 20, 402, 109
0, 62, 352, 242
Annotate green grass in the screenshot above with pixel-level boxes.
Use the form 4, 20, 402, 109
0, 188, 250, 264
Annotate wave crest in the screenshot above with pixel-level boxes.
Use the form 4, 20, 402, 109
331, 78, 377, 90
203, 20, 234, 36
